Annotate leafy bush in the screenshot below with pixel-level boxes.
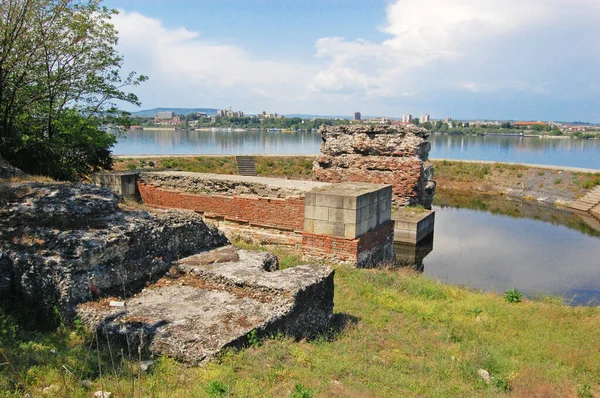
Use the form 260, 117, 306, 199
206, 380, 229, 397
290, 383, 313, 398
504, 289, 523, 303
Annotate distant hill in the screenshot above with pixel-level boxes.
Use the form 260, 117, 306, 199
131, 108, 219, 117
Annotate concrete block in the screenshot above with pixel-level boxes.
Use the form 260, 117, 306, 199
356, 219, 369, 236
368, 216, 378, 231
377, 186, 393, 202
305, 205, 329, 221
315, 193, 344, 209
332, 222, 346, 237
305, 192, 316, 206
379, 208, 392, 223
343, 196, 358, 210
313, 220, 339, 236
345, 223, 357, 239
328, 207, 357, 223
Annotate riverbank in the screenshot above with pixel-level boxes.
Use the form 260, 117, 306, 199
2, 241, 599, 397
2, 168, 600, 396
112, 156, 600, 205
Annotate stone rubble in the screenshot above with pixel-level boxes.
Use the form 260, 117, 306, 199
77, 247, 334, 365
1, 180, 336, 366
0, 182, 228, 320
0, 155, 24, 179
314, 124, 436, 208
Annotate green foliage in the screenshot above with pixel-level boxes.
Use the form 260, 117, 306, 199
290, 383, 313, 398
494, 377, 511, 393
0, 0, 146, 180
247, 329, 260, 348
554, 178, 562, 185
582, 174, 600, 189
577, 383, 593, 398
504, 289, 523, 303
205, 380, 229, 397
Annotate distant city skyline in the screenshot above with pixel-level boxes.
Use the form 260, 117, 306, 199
105, 0, 600, 123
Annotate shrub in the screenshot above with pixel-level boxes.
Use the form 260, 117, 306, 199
290, 383, 313, 398
505, 289, 523, 303
206, 380, 229, 397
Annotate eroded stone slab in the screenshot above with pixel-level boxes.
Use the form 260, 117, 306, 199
0, 182, 228, 319
77, 248, 334, 365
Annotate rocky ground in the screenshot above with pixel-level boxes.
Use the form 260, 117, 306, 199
432, 160, 600, 205
0, 155, 24, 179
0, 181, 228, 321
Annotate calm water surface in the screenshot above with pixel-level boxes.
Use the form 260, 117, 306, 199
113, 129, 600, 169
113, 129, 600, 303
113, 129, 322, 156
406, 205, 600, 305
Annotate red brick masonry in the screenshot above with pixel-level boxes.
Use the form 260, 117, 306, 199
137, 182, 305, 232
302, 221, 395, 264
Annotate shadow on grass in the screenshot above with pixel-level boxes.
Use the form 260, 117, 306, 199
313, 312, 360, 343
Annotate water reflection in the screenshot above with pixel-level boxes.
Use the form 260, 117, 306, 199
112, 129, 322, 156
429, 134, 600, 169
394, 233, 434, 272
420, 206, 600, 305
434, 190, 600, 238
113, 130, 600, 169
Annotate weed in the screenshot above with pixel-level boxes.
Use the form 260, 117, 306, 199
554, 178, 562, 185
205, 380, 229, 397
290, 383, 313, 398
494, 378, 511, 393
516, 173, 523, 178
577, 383, 593, 398
537, 171, 545, 176
126, 162, 137, 170
467, 307, 483, 316
247, 329, 260, 348
148, 161, 155, 167
504, 289, 523, 303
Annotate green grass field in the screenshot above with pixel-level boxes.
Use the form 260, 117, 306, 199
1, 246, 599, 397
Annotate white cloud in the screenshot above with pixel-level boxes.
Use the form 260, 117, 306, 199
309, 0, 600, 105
111, 11, 317, 111
111, 2, 600, 119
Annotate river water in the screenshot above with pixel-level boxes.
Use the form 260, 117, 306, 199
409, 204, 600, 305
112, 129, 600, 304
112, 129, 600, 169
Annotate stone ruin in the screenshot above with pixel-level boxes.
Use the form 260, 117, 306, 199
78, 247, 334, 365
0, 154, 24, 179
0, 181, 334, 364
313, 124, 436, 208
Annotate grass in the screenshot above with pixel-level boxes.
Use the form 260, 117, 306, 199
2, 244, 600, 397
112, 156, 316, 180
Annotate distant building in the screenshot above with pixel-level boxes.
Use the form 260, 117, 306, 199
444, 117, 452, 123
513, 121, 548, 127
401, 114, 412, 123
354, 112, 361, 121
420, 114, 430, 123
156, 111, 174, 120
217, 109, 226, 117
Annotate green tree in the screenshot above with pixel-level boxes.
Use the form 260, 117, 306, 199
0, 0, 146, 180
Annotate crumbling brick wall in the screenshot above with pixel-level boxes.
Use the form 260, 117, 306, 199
313, 124, 435, 208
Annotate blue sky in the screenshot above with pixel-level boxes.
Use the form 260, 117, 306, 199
104, 0, 600, 122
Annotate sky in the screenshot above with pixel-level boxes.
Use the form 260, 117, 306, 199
103, 0, 600, 122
